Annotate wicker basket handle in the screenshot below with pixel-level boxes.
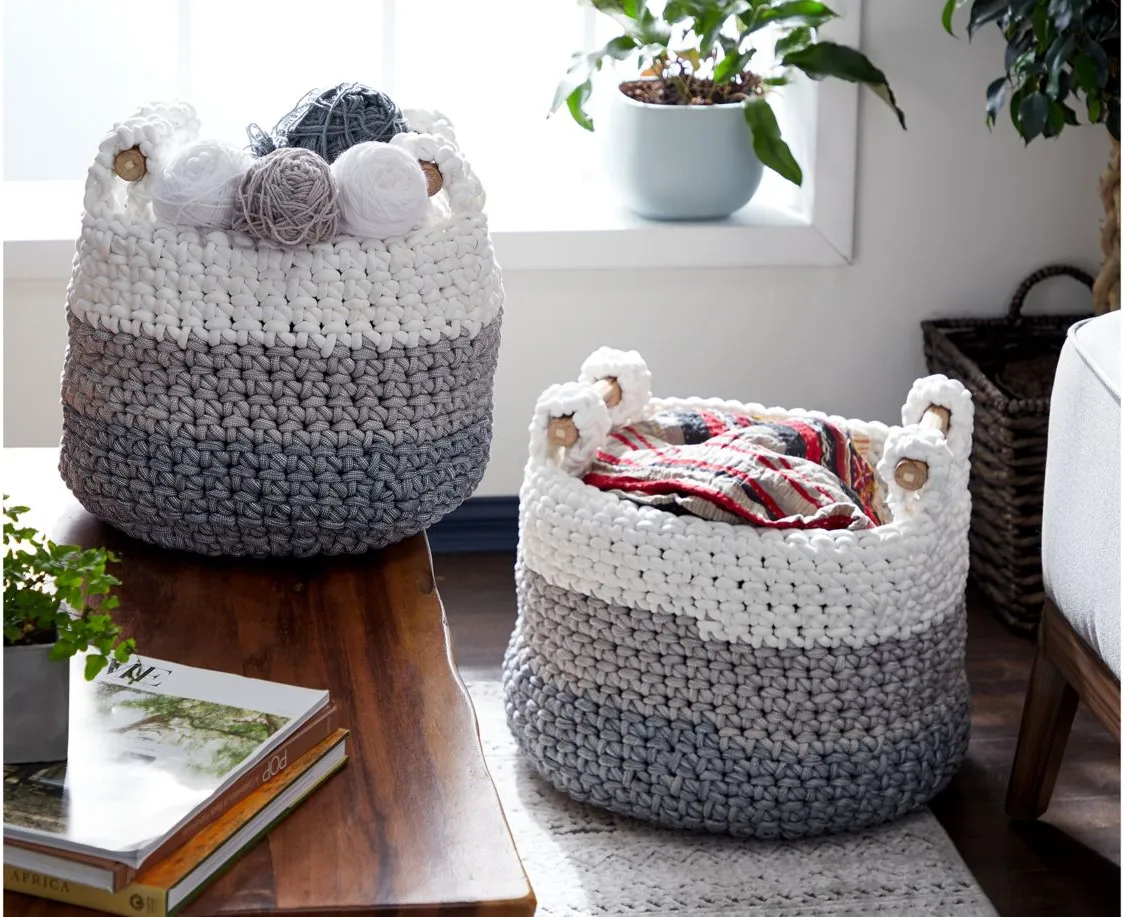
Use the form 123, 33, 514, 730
1007, 264, 1094, 322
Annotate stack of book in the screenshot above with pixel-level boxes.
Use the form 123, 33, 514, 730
3, 654, 346, 916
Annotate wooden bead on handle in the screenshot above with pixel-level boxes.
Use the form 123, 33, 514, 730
420, 161, 443, 197
114, 147, 147, 182
546, 377, 622, 450
920, 405, 951, 434
894, 459, 929, 491
893, 404, 952, 492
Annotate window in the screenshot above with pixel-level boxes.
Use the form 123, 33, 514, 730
2, 0, 862, 270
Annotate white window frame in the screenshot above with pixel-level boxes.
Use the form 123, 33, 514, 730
2, 0, 863, 277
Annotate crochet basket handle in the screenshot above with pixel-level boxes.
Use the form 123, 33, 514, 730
530, 348, 653, 475
396, 110, 486, 216
83, 102, 201, 216
879, 373, 974, 515
891, 406, 950, 492
1007, 264, 1094, 322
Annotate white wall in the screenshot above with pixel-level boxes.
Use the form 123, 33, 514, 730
3, 1, 1109, 495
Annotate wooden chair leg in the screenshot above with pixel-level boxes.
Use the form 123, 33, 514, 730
1006, 643, 1080, 820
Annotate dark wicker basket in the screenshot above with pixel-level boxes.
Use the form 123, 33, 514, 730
922, 265, 1094, 635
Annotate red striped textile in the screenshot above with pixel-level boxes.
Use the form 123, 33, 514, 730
582, 409, 885, 530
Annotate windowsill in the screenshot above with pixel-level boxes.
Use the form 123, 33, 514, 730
2, 176, 848, 281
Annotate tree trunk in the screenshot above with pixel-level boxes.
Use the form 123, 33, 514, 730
1093, 137, 1120, 315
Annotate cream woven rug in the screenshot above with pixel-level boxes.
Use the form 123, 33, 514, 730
467, 679, 998, 917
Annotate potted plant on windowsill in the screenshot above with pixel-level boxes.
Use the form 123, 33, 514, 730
941, 0, 1120, 313
4, 499, 136, 764
551, 0, 906, 220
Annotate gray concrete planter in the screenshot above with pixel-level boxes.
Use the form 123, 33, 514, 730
605, 86, 764, 220
4, 642, 70, 764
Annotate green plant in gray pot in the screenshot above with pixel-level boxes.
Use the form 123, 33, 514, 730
552, 0, 906, 220
4, 499, 135, 764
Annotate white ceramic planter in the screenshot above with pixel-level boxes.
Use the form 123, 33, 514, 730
4, 643, 70, 764
605, 87, 764, 220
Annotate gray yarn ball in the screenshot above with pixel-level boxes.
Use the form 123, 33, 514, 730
247, 82, 409, 164
234, 148, 340, 247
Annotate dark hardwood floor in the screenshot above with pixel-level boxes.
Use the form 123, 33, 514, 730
434, 551, 1120, 917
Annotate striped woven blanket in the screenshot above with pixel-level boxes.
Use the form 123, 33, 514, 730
583, 409, 885, 530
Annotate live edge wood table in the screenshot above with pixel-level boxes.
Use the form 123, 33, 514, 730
2, 448, 535, 917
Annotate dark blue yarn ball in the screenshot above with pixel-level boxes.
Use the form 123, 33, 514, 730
247, 82, 409, 164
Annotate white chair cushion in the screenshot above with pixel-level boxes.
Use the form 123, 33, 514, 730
1042, 311, 1121, 677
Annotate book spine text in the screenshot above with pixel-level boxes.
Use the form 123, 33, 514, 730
4, 866, 167, 917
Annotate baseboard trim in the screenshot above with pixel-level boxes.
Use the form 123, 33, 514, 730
428, 496, 519, 554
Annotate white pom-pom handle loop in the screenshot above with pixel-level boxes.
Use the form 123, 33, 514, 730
84, 102, 203, 218
891, 404, 950, 491
546, 377, 622, 449
544, 347, 653, 450
530, 382, 613, 476
390, 126, 485, 217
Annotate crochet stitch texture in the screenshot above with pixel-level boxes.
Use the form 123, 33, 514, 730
60, 102, 502, 556
504, 349, 975, 837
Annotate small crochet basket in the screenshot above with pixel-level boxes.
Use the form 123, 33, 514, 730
59, 101, 502, 556
505, 348, 975, 838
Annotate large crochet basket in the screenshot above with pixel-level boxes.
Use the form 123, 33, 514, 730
60, 101, 502, 556
505, 348, 974, 838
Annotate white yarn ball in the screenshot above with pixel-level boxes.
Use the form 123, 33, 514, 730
331, 141, 429, 240
149, 139, 252, 229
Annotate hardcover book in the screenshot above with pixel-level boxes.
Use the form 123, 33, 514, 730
3, 654, 329, 869
4, 730, 349, 917
4, 703, 341, 892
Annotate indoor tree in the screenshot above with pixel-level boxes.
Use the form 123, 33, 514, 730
943, 0, 1120, 312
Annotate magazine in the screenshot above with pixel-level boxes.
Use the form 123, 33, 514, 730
3, 654, 328, 867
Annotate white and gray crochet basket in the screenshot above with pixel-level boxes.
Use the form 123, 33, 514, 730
59, 101, 502, 556
505, 348, 975, 838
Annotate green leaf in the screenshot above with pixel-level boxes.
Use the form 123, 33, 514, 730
1082, 39, 1110, 86
1018, 91, 1049, 140
1048, 0, 1073, 30
714, 49, 754, 83
48, 640, 74, 662
782, 41, 906, 128
1044, 99, 1066, 136
1044, 34, 1076, 86
85, 653, 108, 681
985, 76, 1007, 126
941, 0, 960, 35
747, 0, 836, 33
566, 80, 595, 131
967, 0, 1009, 38
1061, 103, 1079, 125
774, 26, 813, 58
1073, 51, 1100, 95
743, 97, 803, 185
1031, 5, 1050, 50
549, 35, 636, 120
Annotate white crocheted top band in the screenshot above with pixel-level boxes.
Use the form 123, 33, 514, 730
520, 349, 976, 649
69, 102, 501, 355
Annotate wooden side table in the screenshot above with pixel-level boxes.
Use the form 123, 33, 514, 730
2, 448, 535, 917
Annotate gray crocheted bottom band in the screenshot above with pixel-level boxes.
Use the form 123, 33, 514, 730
62, 313, 502, 448
504, 570, 970, 838
60, 406, 491, 557
512, 565, 967, 737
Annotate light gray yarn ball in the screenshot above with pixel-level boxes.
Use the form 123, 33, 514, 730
234, 147, 340, 247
